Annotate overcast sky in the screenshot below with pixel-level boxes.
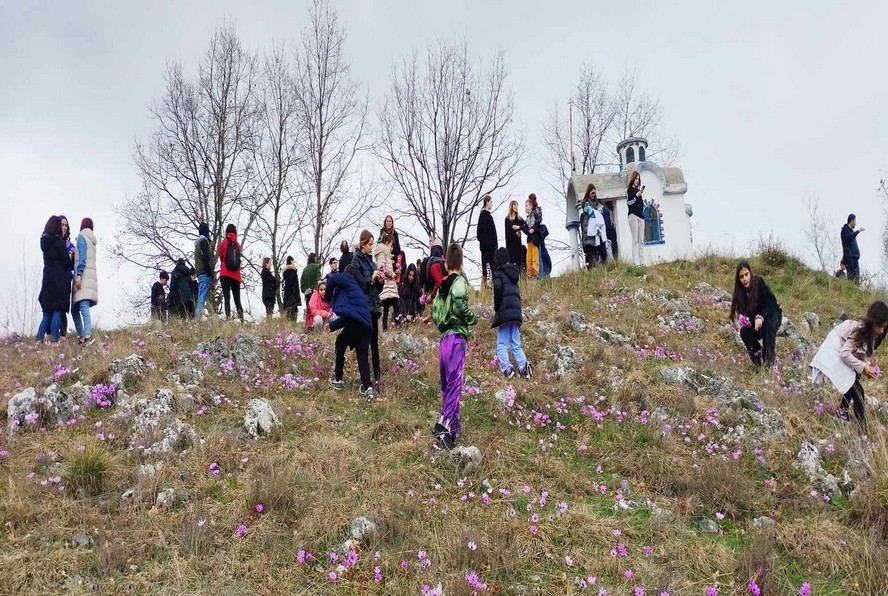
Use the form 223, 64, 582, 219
2, 0, 887, 331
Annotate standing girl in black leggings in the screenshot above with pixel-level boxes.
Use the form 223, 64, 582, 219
351, 229, 385, 390
810, 301, 888, 426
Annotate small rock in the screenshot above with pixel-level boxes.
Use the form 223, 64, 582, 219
523, 305, 541, 319
777, 317, 799, 339
121, 489, 135, 501
620, 479, 630, 494
386, 333, 433, 358
155, 488, 176, 509
833, 312, 849, 328
553, 345, 580, 379
565, 311, 591, 333
535, 321, 557, 342
450, 445, 483, 475
494, 389, 515, 410
591, 325, 632, 347
244, 399, 281, 440
409, 378, 429, 391
752, 516, 775, 530
658, 366, 702, 392
108, 354, 148, 390
144, 420, 197, 456
700, 518, 719, 534
232, 333, 266, 368
350, 516, 378, 541
73, 531, 93, 549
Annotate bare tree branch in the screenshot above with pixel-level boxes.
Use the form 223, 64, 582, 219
803, 196, 840, 272
377, 40, 526, 248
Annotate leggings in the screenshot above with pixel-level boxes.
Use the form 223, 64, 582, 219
381, 298, 399, 331
334, 321, 372, 390
370, 312, 381, 381
841, 378, 866, 424
739, 314, 780, 367
220, 276, 243, 321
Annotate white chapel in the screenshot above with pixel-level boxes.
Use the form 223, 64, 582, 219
565, 137, 693, 268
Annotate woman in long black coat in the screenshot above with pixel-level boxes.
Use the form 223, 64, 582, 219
504, 200, 525, 274
37, 216, 72, 342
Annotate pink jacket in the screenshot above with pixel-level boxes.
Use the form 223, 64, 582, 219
305, 289, 332, 331
837, 320, 874, 374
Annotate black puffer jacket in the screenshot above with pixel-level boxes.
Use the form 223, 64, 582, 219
351, 250, 383, 314
491, 263, 522, 328
38, 234, 73, 313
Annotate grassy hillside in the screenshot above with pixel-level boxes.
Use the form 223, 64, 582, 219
1, 253, 886, 595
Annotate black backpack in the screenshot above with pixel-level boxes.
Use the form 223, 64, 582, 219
224, 239, 242, 271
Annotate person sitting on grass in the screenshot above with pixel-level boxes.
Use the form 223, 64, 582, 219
431, 243, 478, 449
326, 265, 375, 401
305, 279, 334, 332
491, 247, 532, 379
729, 260, 782, 368
810, 300, 888, 427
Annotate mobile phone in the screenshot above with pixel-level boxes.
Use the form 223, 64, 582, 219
641, 185, 645, 191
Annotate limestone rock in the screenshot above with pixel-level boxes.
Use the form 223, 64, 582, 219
535, 321, 557, 342
700, 518, 719, 534
450, 445, 483, 476
591, 325, 632, 347
553, 345, 580, 379
350, 516, 378, 541
797, 441, 841, 496
144, 419, 197, 456
244, 399, 281, 440
108, 354, 148, 390
7, 385, 76, 436
565, 311, 591, 333
386, 333, 433, 358
522, 304, 541, 319
752, 516, 775, 531
72, 531, 93, 549
232, 333, 265, 369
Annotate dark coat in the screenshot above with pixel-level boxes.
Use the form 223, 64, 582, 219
351, 250, 383, 314
339, 249, 354, 271
740, 278, 782, 321
398, 264, 422, 318
505, 215, 524, 265
324, 271, 372, 332
491, 263, 523, 328
477, 209, 498, 253
261, 267, 277, 301
282, 265, 301, 309
38, 234, 72, 313
168, 261, 194, 307
841, 224, 861, 261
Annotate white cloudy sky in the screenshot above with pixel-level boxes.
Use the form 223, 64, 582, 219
2, 0, 887, 331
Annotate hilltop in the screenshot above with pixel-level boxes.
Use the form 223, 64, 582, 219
1, 251, 886, 595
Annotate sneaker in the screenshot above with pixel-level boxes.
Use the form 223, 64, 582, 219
329, 378, 344, 391
438, 432, 456, 449
503, 368, 515, 379
360, 385, 375, 402
84, 336, 96, 347
520, 363, 534, 379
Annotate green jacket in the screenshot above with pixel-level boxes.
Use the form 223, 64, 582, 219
300, 263, 321, 294
432, 273, 478, 338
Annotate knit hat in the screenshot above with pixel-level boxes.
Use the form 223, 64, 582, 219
80, 217, 94, 231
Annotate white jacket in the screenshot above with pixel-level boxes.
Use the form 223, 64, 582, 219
809, 320, 872, 393
73, 229, 98, 306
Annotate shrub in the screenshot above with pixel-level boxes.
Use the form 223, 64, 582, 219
63, 445, 114, 497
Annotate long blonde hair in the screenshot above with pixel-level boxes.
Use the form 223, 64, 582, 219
507, 200, 519, 220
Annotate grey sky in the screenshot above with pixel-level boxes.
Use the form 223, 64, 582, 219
2, 0, 886, 330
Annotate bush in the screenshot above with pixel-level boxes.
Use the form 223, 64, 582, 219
63, 445, 114, 497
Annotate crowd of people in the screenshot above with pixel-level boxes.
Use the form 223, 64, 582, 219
35, 188, 877, 447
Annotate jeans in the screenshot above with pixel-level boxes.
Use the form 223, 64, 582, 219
36, 311, 62, 342
496, 323, 527, 373
195, 274, 211, 321
71, 299, 92, 338
628, 214, 644, 264
439, 333, 467, 437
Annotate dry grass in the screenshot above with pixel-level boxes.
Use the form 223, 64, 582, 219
0, 257, 886, 593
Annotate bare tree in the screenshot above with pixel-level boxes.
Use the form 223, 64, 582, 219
250, 44, 308, 305
378, 41, 525, 248
879, 177, 888, 276
611, 67, 679, 166
1, 242, 41, 336
540, 64, 615, 196
292, 0, 379, 264
803, 196, 840, 272
114, 24, 261, 290
540, 65, 678, 206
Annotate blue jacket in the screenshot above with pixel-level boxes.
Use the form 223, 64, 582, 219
324, 272, 372, 332
351, 250, 382, 314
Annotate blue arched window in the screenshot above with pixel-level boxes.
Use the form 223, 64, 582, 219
626, 147, 635, 163
644, 205, 664, 244
638, 146, 646, 162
